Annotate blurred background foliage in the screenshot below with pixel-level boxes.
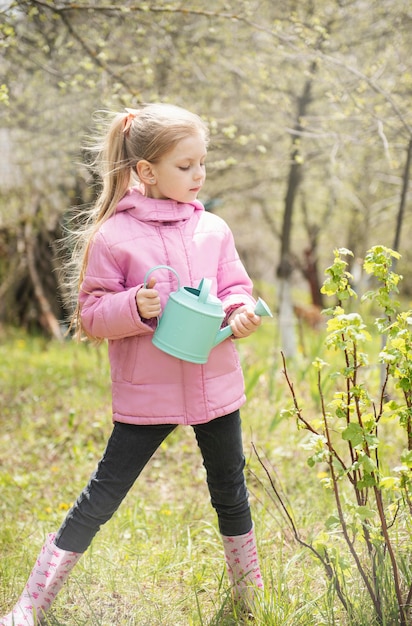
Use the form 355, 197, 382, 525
0, 0, 411, 343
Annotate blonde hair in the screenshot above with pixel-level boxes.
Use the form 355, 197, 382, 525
66, 103, 209, 340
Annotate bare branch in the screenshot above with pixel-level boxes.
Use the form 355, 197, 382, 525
252, 442, 351, 612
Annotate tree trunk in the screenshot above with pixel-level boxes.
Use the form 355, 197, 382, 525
0, 212, 68, 337
277, 65, 317, 357
393, 136, 412, 253
24, 220, 64, 341
277, 278, 296, 358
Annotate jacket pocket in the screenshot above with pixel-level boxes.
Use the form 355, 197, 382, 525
109, 337, 139, 383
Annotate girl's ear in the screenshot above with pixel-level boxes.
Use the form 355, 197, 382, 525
136, 160, 156, 185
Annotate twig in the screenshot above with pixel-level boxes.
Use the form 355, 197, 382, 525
252, 443, 350, 613
281, 351, 348, 476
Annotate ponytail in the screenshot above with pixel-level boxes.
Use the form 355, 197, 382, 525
93, 113, 134, 224
66, 112, 134, 341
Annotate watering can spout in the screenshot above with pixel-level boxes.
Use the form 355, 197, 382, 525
214, 298, 273, 347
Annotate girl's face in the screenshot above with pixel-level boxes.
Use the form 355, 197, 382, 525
148, 133, 207, 203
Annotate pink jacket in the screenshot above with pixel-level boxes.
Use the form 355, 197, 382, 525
79, 188, 256, 426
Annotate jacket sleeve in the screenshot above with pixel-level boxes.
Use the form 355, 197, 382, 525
217, 224, 256, 314
79, 231, 152, 340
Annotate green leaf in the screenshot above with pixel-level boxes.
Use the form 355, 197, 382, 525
342, 423, 364, 446
357, 473, 377, 488
358, 452, 376, 474
379, 476, 398, 489
325, 515, 341, 529
356, 506, 376, 520
400, 449, 412, 468
0, 84, 9, 105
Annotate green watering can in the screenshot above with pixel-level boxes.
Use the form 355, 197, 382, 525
144, 265, 273, 364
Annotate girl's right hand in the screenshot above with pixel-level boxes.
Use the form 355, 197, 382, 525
136, 277, 161, 319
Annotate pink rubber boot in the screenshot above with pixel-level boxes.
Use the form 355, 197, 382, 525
222, 526, 264, 603
0, 533, 82, 626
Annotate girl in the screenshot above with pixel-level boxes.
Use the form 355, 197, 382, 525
1, 103, 264, 625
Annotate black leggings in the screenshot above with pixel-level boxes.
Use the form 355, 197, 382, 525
55, 410, 252, 553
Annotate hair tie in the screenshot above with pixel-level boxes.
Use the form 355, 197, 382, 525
122, 108, 140, 135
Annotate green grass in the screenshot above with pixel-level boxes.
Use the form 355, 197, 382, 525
0, 324, 408, 625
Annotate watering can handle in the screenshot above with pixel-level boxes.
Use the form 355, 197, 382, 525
143, 265, 180, 289
197, 278, 212, 303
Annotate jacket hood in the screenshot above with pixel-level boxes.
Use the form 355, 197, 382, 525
116, 187, 204, 223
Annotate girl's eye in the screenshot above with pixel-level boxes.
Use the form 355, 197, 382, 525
178, 162, 206, 171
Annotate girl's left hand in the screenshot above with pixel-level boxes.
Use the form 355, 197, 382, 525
227, 306, 261, 338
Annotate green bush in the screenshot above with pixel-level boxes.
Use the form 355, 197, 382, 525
271, 246, 411, 626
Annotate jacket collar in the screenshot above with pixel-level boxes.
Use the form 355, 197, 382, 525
116, 187, 203, 223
